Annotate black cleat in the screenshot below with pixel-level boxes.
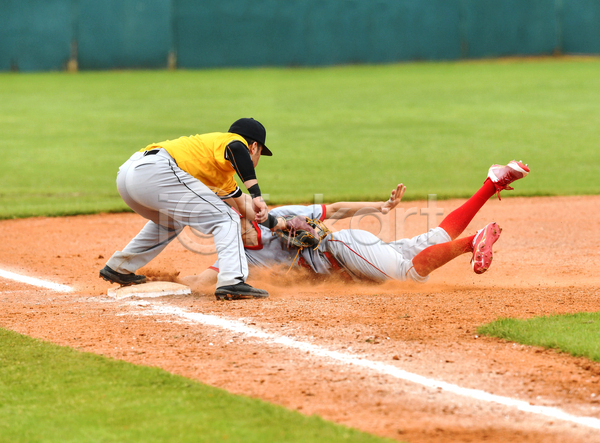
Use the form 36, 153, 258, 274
99, 265, 146, 286
215, 282, 269, 300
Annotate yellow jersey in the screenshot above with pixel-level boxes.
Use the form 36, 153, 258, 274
142, 132, 247, 197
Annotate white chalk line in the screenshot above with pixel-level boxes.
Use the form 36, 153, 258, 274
141, 301, 600, 431
0, 268, 72, 292
1, 268, 599, 431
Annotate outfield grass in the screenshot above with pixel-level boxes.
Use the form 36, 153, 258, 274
478, 312, 600, 362
0, 328, 393, 443
1, 57, 600, 218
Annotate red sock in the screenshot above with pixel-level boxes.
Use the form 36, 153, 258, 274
438, 179, 496, 240
412, 236, 475, 277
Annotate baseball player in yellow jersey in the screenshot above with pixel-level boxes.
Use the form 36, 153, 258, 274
100, 118, 280, 300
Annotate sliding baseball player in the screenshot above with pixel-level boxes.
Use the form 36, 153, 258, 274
190, 161, 529, 292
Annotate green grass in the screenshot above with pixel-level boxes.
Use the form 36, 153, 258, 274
0, 328, 393, 443
1, 57, 600, 218
478, 312, 600, 362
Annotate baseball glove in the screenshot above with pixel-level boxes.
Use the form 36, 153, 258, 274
276, 216, 331, 250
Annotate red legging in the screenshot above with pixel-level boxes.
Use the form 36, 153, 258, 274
412, 179, 496, 277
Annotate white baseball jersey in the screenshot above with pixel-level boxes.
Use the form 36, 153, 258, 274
212, 204, 452, 283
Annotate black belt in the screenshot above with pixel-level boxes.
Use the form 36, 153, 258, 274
143, 149, 161, 156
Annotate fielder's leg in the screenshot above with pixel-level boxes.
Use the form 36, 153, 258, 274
105, 221, 182, 274
101, 152, 183, 285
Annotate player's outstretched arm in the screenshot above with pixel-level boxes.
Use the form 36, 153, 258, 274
324, 184, 406, 220
381, 183, 406, 214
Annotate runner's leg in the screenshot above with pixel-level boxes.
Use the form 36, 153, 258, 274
438, 180, 496, 240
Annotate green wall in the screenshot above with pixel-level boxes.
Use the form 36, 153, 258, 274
77, 0, 172, 69
174, 0, 463, 68
0, 0, 72, 71
460, 0, 560, 57
1, 0, 599, 71
561, 0, 600, 53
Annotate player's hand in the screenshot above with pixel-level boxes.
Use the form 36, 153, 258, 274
285, 216, 318, 237
381, 184, 406, 214
252, 196, 269, 223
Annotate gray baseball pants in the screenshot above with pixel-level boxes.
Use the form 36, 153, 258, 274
105, 149, 247, 288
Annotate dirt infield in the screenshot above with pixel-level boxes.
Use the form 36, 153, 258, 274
1, 195, 600, 442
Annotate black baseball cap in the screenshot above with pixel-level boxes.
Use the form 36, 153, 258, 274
228, 118, 273, 156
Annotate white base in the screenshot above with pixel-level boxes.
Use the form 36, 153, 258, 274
108, 281, 191, 299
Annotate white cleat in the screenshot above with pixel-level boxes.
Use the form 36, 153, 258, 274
487, 160, 530, 199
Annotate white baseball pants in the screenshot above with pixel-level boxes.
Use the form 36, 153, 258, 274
326, 227, 451, 283
105, 150, 247, 288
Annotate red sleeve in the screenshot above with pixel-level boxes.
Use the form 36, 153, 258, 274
320, 204, 327, 221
